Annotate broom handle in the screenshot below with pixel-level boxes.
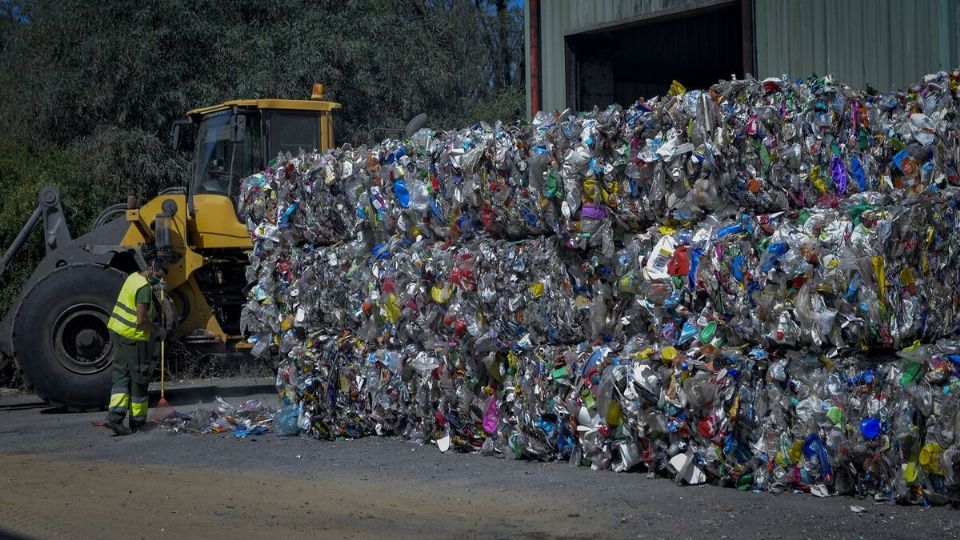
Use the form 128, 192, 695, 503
160, 286, 165, 400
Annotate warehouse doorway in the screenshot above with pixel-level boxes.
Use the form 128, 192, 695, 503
564, 0, 752, 110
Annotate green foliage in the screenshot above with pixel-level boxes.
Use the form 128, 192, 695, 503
464, 83, 527, 126
0, 137, 80, 313
0, 0, 524, 320
0, 0, 525, 143
0, 128, 187, 313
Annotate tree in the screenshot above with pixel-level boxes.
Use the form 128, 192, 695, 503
0, 1, 526, 379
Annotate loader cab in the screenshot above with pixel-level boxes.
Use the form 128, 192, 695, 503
190, 109, 261, 201
181, 87, 340, 249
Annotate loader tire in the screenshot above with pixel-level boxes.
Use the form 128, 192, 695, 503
12, 264, 127, 411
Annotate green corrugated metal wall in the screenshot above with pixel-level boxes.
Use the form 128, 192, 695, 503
526, 0, 959, 116
754, 0, 957, 91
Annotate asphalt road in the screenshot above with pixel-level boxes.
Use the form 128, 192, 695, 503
1, 378, 959, 539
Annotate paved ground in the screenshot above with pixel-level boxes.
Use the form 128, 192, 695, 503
2, 378, 959, 539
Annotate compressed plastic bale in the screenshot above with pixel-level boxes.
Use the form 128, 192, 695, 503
235, 70, 960, 507
242, 71, 960, 250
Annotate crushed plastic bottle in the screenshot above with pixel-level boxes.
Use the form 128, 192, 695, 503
156, 396, 276, 436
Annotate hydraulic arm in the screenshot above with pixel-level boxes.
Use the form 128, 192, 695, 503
0, 186, 71, 280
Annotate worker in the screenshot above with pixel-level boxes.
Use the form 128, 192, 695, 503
102, 253, 168, 435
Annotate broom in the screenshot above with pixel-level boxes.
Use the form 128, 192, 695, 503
151, 281, 172, 420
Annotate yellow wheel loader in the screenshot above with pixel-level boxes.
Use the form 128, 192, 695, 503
0, 86, 418, 410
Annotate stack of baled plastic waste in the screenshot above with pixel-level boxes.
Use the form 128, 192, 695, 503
240, 70, 960, 505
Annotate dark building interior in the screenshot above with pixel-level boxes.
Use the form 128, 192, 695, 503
564, 3, 745, 109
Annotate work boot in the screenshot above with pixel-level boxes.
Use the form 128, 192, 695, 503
129, 420, 148, 434
104, 419, 131, 436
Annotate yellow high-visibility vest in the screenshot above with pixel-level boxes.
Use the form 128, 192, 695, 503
106, 273, 151, 341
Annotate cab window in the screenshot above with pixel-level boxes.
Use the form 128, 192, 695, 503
193, 111, 262, 201
267, 111, 320, 159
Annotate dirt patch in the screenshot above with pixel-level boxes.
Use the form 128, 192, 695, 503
0, 453, 596, 539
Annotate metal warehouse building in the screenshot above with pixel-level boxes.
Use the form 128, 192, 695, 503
524, 0, 960, 116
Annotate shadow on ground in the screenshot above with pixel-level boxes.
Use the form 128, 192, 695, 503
151, 382, 276, 407
0, 343, 277, 410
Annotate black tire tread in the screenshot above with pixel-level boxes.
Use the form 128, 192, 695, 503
12, 263, 127, 410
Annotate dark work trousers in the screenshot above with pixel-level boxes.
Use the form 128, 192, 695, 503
106, 332, 155, 428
